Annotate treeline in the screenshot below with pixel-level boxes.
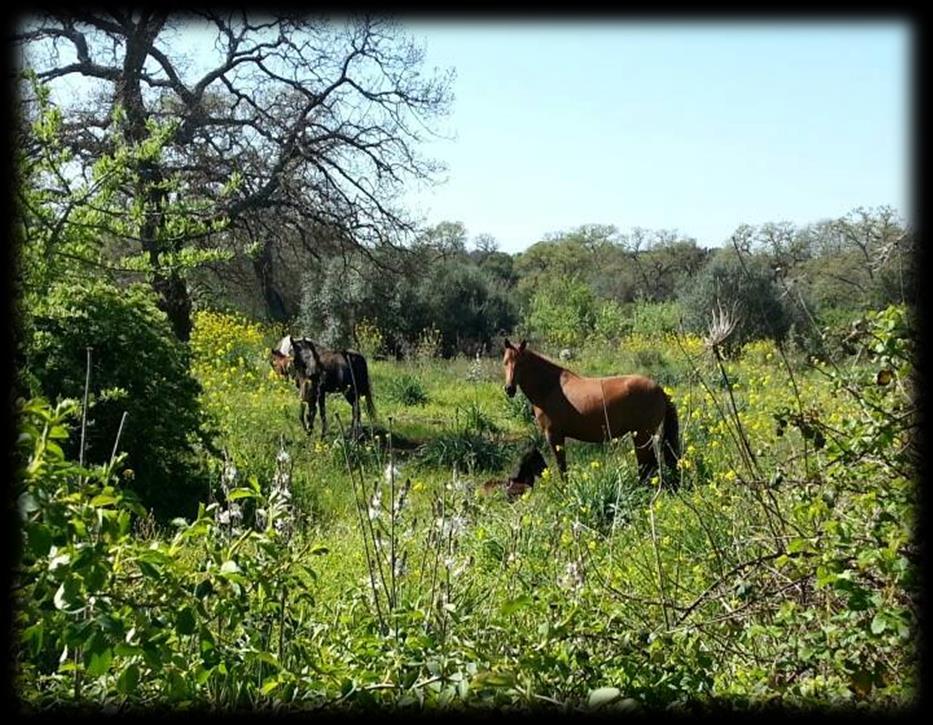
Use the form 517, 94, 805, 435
194, 207, 914, 357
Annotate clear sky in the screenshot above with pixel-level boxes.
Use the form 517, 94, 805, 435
400, 21, 911, 253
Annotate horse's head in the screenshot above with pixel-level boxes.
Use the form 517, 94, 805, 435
502, 338, 527, 398
291, 338, 323, 384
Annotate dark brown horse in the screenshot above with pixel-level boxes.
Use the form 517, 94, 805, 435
480, 445, 548, 501
502, 339, 679, 484
271, 336, 376, 436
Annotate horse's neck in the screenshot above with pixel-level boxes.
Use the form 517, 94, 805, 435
519, 352, 571, 404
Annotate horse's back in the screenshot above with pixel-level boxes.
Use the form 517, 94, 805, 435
556, 372, 667, 440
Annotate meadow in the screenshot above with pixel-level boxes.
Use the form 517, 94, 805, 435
16, 306, 917, 712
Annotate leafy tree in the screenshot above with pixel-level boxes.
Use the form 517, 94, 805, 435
514, 225, 618, 304
15, 12, 454, 337
412, 260, 519, 356
297, 242, 518, 357
679, 247, 797, 349
526, 275, 598, 349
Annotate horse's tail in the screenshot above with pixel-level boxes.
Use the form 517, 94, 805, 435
353, 353, 377, 422
662, 394, 680, 470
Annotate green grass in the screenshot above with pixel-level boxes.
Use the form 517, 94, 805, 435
17, 311, 916, 711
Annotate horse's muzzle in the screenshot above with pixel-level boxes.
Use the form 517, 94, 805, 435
504, 384, 516, 398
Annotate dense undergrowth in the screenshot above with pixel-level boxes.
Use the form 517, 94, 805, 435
14, 305, 918, 712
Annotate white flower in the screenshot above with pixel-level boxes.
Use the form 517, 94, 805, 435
223, 463, 238, 484
393, 479, 411, 516
558, 561, 585, 591
436, 514, 467, 538
384, 464, 401, 485
368, 489, 383, 521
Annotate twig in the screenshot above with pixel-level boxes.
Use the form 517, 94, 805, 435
109, 410, 128, 465
79, 346, 92, 469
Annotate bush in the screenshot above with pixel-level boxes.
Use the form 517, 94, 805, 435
384, 374, 429, 406
566, 462, 651, 535
628, 300, 683, 336
527, 275, 598, 348
679, 250, 797, 349
25, 279, 211, 519
417, 430, 512, 472
591, 299, 627, 343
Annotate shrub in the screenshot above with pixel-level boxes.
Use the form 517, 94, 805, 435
593, 299, 628, 343
679, 250, 797, 349
25, 279, 211, 519
628, 300, 683, 336
526, 275, 598, 348
417, 431, 512, 473
565, 457, 650, 534
384, 374, 429, 406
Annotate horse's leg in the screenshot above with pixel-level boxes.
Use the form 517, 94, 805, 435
305, 398, 316, 435
634, 430, 659, 485
299, 400, 308, 433
546, 430, 567, 477
318, 389, 327, 439
299, 381, 312, 434
344, 389, 360, 436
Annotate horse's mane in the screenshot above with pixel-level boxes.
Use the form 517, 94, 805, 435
523, 347, 574, 377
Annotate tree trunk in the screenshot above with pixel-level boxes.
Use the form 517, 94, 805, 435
253, 242, 289, 323
153, 272, 193, 342
118, 13, 196, 342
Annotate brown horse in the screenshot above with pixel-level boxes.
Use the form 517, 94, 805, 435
502, 339, 679, 485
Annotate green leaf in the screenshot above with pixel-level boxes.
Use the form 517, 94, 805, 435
500, 594, 532, 615
175, 606, 197, 636
254, 651, 281, 670
114, 643, 143, 658
220, 560, 240, 574
117, 664, 140, 695
87, 646, 113, 677
227, 487, 259, 501
90, 493, 119, 507
472, 671, 515, 688
588, 686, 622, 708
870, 613, 887, 635
138, 561, 162, 580
26, 523, 52, 557
788, 537, 814, 555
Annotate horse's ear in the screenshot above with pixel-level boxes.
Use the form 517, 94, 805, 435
518, 340, 527, 353
504, 338, 514, 351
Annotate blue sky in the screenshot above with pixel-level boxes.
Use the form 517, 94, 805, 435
400, 22, 911, 253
